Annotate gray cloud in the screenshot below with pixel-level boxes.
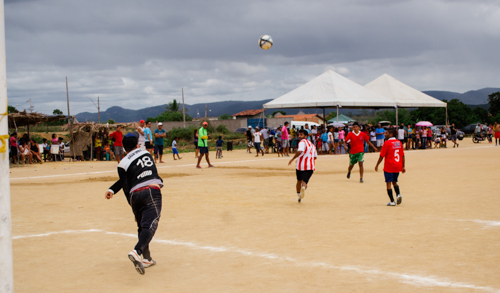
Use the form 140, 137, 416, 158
4, 0, 500, 114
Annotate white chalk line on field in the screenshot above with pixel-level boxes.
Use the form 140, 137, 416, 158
9, 143, 495, 181
13, 229, 500, 292
452, 219, 500, 228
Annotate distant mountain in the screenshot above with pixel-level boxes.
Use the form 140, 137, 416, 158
75, 87, 500, 123
422, 88, 500, 104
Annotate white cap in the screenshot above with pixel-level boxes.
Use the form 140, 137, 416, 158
248, 126, 252, 128
158, 122, 163, 126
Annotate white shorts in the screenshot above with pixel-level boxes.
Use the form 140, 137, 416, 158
322, 142, 329, 151
376, 139, 384, 147
139, 142, 146, 150
282, 140, 290, 148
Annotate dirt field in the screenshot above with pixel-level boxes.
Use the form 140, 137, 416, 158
9, 139, 500, 292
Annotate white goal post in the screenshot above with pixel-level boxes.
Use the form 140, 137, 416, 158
0, 0, 14, 291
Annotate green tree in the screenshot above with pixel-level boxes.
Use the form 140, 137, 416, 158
107, 119, 116, 124
326, 111, 337, 121
53, 109, 63, 115
146, 111, 193, 123
218, 114, 232, 120
472, 107, 489, 124
8, 105, 18, 113
165, 99, 184, 113
272, 110, 286, 117
488, 92, 500, 117
370, 109, 412, 125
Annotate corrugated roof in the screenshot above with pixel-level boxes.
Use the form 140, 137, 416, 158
232, 109, 265, 116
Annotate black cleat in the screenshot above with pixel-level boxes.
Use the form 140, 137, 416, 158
347, 172, 351, 179
360, 178, 364, 183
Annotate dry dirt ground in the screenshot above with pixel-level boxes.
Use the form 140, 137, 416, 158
9, 139, 500, 292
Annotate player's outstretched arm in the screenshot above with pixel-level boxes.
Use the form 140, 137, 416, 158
375, 156, 384, 172
288, 151, 302, 165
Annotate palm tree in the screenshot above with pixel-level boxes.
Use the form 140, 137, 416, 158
165, 99, 180, 113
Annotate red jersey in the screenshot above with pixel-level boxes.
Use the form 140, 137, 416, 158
110, 131, 123, 147
380, 138, 404, 173
296, 139, 317, 171
346, 131, 369, 154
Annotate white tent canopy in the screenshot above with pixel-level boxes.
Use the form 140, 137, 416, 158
263, 70, 396, 109
364, 73, 447, 108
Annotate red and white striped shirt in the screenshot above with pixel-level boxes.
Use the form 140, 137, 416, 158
296, 139, 317, 171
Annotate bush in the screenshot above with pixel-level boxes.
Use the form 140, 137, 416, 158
215, 124, 230, 134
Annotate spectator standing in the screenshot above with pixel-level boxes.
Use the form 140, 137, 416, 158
369, 127, 377, 153
282, 122, 290, 157
196, 122, 214, 168
110, 125, 125, 163
440, 126, 448, 148
245, 126, 253, 153
362, 125, 370, 153
375, 124, 385, 151
94, 134, 102, 161
193, 129, 199, 158
253, 127, 265, 157
304, 124, 311, 141
494, 122, 500, 146
311, 126, 317, 146
320, 129, 329, 155
397, 125, 405, 146
171, 137, 182, 160
487, 124, 493, 143
144, 122, 154, 155
260, 127, 270, 154
426, 127, 433, 149
450, 123, 459, 148
333, 127, 340, 154
327, 127, 334, 155
10, 132, 18, 164
421, 127, 427, 149
216, 136, 224, 158
338, 127, 345, 154
137, 120, 146, 150
406, 124, 413, 150
154, 123, 166, 163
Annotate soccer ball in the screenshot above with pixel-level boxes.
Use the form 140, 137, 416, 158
259, 35, 273, 50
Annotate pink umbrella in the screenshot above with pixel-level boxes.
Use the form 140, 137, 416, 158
415, 121, 433, 127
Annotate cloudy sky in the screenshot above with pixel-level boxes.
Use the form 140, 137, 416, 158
5, 0, 500, 114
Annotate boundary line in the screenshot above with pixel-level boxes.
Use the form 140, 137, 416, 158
12, 229, 500, 292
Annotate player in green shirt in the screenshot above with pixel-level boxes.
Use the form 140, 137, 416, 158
196, 122, 214, 168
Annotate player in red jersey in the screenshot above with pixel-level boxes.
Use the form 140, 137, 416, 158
375, 128, 406, 206
288, 129, 317, 203
344, 122, 377, 183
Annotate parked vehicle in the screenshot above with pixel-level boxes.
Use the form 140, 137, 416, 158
291, 121, 320, 129
234, 127, 247, 134
460, 124, 487, 135
431, 125, 464, 141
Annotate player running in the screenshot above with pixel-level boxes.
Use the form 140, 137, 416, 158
344, 122, 377, 183
288, 129, 317, 203
375, 128, 406, 206
104, 132, 164, 275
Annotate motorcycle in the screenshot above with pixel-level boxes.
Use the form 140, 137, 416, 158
472, 132, 489, 143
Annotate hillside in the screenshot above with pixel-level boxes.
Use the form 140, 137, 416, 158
75, 87, 500, 123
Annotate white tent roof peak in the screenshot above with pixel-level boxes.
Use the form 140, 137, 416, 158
263, 70, 396, 109
365, 74, 447, 108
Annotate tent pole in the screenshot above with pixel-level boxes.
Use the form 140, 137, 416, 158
445, 105, 448, 127
322, 108, 326, 128
396, 106, 398, 126
336, 105, 339, 123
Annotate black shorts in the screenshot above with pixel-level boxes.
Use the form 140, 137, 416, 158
199, 147, 209, 154
154, 144, 164, 155
10, 146, 18, 156
145, 141, 154, 150
296, 170, 314, 184
193, 142, 198, 149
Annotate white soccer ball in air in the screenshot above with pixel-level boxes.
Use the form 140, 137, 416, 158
259, 35, 273, 50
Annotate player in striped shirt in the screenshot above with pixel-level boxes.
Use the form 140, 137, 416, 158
375, 128, 406, 206
288, 129, 318, 203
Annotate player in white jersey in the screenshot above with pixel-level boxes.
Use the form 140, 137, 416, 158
288, 129, 317, 202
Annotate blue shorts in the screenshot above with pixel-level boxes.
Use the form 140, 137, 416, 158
173, 148, 179, 155
199, 147, 209, 154
384, 171, 399, 183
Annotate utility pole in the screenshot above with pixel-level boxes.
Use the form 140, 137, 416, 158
66, 76, 74, 161
97, 96, 100, 124
0, 0, 14, 291
205, 103, 207, 118
182, 88, 186, 127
